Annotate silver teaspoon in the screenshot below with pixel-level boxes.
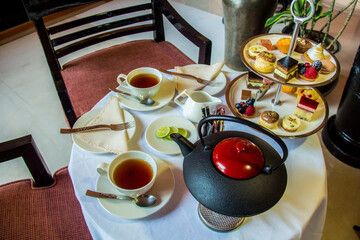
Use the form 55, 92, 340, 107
86, 190, 158, 207
109, 88, 155, 106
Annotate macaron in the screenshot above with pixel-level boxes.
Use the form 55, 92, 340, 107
320, 59, 336, 74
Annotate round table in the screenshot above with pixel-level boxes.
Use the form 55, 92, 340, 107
68, 71, 327, 240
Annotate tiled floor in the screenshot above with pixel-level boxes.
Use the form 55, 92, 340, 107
0, 1, 359, 239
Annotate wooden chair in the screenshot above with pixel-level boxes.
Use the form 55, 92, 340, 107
22, 0, 212, 127
0, 135, 92, 239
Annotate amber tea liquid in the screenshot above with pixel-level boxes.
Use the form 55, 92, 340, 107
113, 159, 153, 189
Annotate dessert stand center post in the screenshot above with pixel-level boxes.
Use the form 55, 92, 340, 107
272, 0, 316, 106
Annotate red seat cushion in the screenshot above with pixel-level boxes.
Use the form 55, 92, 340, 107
0, 167, 92, 240
61, 40, 195, 117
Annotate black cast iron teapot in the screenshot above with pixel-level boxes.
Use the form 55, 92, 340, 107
171, 115, 288, 217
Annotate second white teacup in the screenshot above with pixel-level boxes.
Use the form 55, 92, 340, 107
97, 151, 157, 197
117, 67, 163, 99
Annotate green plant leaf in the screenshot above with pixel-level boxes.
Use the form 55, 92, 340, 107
315, 9, 332, 21
265, 11, 291, 27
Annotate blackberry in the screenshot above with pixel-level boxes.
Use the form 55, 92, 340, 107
235, 103, 241, 109
298, 63, 305, 69
246, 97, 255, 107
312, 60, 322, 72
298, 66, 306, 75
238, 106, 246, 114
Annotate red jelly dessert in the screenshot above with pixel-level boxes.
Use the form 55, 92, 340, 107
294, 95, 319, 121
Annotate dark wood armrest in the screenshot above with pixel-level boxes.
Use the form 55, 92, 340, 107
0, 135, 54, 187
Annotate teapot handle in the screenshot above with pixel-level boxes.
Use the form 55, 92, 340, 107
198, 115, 288, 173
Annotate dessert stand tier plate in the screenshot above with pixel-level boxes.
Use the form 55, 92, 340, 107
240, 33, 340, 87
225, 73, 329, 138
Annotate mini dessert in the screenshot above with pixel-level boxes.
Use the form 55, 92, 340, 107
263, 78, 273, 85
304, 43, 325, 63
248, 45, 267, 59
282, 85, 297, 94
247, 72, 264, 89
295, 39, 312, 53
276, 38, 292, 54
259, 110, 279, 129
274, 56, 298, 82
241, 89, 252, 100
320, 59, 336, 74
299, 67, 318, 81
298, 62, 320, 82
254, 51, 276, 73
282, 115, 301, 132
294, 95, 319, 121
235, 98, 256, 117
297, 88, 319, 101
260, 39, 275, 51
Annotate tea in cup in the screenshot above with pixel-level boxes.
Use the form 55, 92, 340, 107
97, 151, 157, 197
117, 67, 162, 99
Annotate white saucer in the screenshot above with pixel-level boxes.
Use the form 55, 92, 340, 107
117, 77, 175, 111
165, 65, 227, 96
72, 107, 135, 153
95, 156, 175, 219
145, 115, 197, 155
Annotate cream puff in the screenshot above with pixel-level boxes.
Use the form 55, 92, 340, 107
304, 43, 325, 63
254, 51, 276, 73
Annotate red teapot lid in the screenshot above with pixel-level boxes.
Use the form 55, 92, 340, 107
212, 137, 264, 179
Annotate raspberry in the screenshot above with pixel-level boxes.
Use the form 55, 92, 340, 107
245, 106, 255, 116
304, 67, 318, 79
304, 62, 311, 68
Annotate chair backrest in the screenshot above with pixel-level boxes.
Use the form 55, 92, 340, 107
22, 0, 212, 126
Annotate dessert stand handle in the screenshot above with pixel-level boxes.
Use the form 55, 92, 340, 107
272, 0, 315, 106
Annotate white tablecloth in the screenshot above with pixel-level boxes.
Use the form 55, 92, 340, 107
68, 70, 327, 240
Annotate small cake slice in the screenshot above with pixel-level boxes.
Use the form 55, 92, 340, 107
274, 56, 298, 83
247, 72, 264, 89
294, 95, 319, 121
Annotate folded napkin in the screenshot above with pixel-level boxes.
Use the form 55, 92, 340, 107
173, 61, 225, 92
76, 96, 129, 154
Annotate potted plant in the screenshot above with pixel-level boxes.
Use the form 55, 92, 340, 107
265, 0, 358, 53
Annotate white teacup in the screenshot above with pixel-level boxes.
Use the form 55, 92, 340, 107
97, 151, 157, 197
117, 67, 163, 99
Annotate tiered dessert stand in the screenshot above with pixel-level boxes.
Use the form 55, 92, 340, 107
228, 0, 340, 138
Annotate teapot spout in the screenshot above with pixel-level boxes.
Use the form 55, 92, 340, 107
170, 133, 195, 157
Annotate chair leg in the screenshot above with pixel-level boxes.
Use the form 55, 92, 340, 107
354, 225, 360, 239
